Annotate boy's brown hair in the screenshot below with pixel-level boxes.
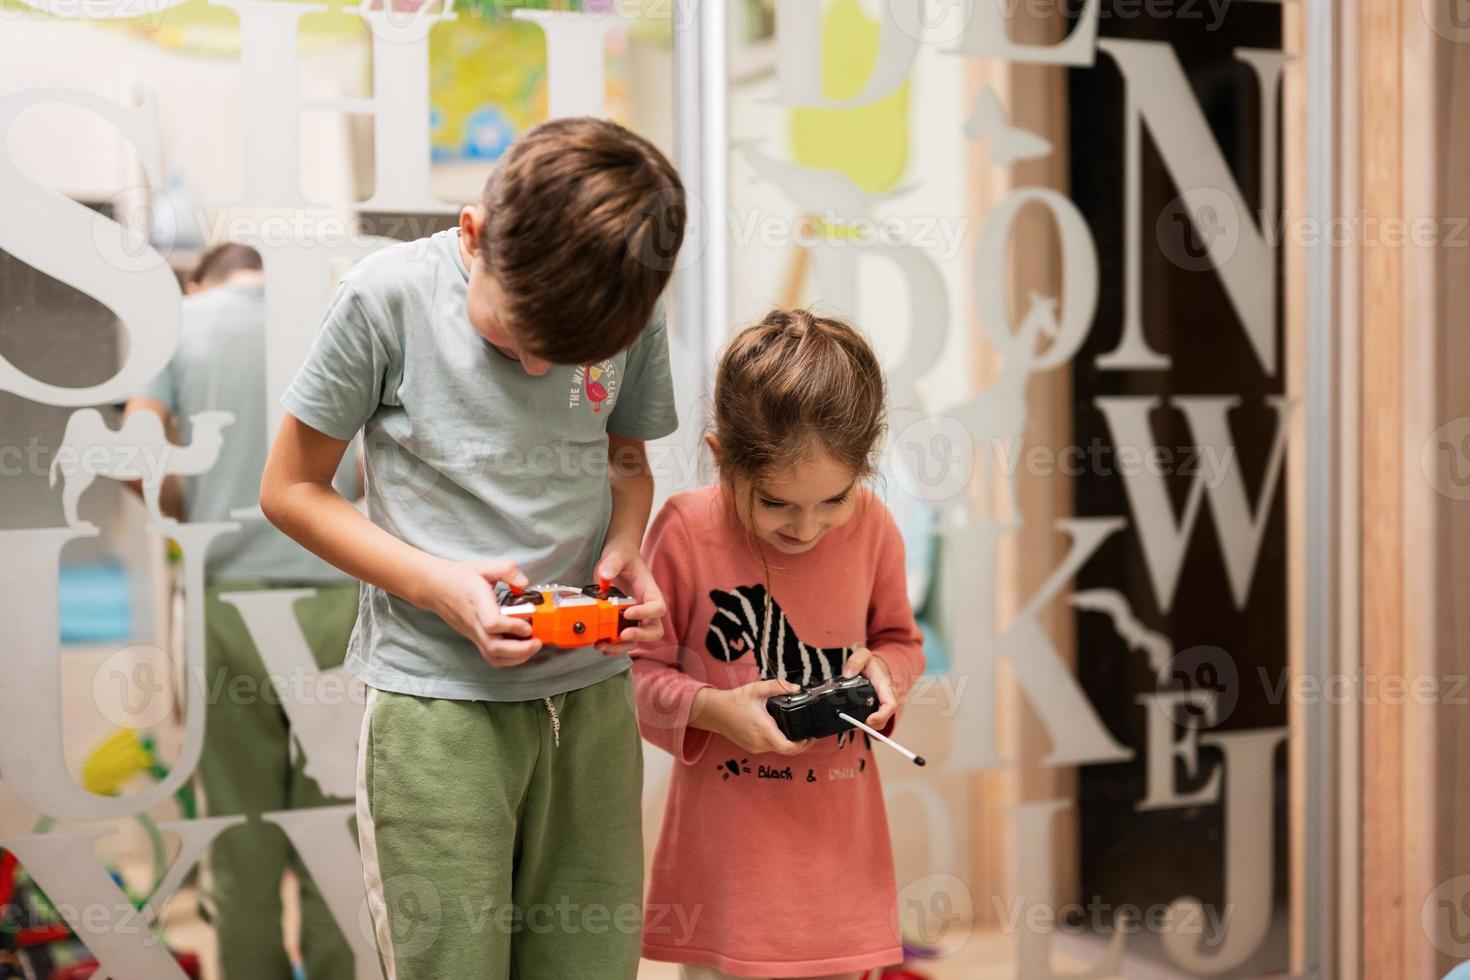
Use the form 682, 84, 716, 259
713, 308, 888, 494
479, 117, 686, 365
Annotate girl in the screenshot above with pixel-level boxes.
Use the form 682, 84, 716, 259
632, 309, 926, 980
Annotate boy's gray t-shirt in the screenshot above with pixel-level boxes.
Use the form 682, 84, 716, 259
282, 229, 678, 702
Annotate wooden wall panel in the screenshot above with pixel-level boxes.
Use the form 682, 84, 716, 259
1429, 25, 1470, 980
1358, 0, 1408, 972
1355, 0, 1470, 976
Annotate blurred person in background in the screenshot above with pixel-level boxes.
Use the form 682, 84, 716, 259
124, 243, 360, 980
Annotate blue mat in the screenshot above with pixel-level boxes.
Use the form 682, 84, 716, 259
59, 562, 133, 644
918, 616, 949, 675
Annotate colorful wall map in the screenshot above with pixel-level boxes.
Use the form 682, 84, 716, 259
8, 0, 631, 165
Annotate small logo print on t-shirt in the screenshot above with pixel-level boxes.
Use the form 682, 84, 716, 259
569, 360, 619, 413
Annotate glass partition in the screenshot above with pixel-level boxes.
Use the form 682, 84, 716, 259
0, 1, 1333, 978
705, 1, 1323, 976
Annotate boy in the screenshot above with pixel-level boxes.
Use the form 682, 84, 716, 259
260, 117, 685, 979
125, 243, 359, 980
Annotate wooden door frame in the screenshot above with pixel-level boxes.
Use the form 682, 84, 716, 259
1352, 0, 1470, 975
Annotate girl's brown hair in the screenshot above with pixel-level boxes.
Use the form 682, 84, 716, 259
712, 308, 887, 492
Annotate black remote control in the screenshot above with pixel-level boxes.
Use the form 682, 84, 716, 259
766, 675, 879, 741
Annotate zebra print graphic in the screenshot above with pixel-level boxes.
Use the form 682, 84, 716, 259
704, 584, 854, 687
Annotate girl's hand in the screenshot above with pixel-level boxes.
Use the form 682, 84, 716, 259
691, 679, 814, 756
594, 544, 667, 655
417, 558, 542, 668
843, 646, 898, 729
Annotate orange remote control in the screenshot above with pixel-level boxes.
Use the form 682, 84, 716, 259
495, 581, 637, 648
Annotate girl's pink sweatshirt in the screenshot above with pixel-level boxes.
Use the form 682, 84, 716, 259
632, 484, 926, 978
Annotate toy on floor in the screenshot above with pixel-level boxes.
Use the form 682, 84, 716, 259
83, 728, 197, 818
767, 676, 926, 765
0, 730, 200, 980
496, 580, 636, 648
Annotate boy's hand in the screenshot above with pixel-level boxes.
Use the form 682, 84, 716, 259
691, 680, 813, 757
594, 544, 666, 655
842, 646, 898, 729
418, 558, 543, 668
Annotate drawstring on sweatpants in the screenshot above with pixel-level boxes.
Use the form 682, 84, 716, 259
542, 697, 562, 748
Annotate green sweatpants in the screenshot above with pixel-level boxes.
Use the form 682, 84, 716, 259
197, 580, 359, 980
356, 671, 645, 980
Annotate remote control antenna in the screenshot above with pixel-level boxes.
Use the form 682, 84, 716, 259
837, 712, 926, 766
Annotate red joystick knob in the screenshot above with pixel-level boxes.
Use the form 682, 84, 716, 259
597, 577, 611, 595
509, 582, 525, 597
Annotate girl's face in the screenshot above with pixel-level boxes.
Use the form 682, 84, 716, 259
721, 443, 861, 556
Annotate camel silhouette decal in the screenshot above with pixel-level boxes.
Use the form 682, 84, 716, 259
49, 408, 233, 527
